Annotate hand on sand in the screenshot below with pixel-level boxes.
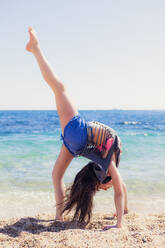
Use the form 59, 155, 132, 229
26, 27, 39, 52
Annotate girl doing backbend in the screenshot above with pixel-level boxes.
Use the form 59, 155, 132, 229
26, 27, 128, 229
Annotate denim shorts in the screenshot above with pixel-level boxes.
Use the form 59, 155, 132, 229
61, 115, 88, 156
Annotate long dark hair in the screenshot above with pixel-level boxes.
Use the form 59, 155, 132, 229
62, 162, 100, 225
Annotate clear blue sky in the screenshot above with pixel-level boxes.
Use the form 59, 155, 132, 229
1, 0, 165, 110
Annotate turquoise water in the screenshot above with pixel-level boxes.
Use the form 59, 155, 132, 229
0, 110, 165, 218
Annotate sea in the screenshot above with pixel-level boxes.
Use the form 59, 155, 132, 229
0, 110, 165, 219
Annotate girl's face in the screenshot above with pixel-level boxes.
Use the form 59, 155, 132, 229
99, 180, 113, 191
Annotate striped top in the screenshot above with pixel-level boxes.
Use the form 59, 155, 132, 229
86, 121, 117, 159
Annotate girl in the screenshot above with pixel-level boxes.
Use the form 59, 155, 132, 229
26, 27, 128, 229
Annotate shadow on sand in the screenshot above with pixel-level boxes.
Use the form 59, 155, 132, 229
0, 217, 84, 238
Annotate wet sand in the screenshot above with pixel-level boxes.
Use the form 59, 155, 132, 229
0, 212, 164, 248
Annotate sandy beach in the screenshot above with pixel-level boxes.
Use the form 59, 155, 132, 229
0, 212, 164, 248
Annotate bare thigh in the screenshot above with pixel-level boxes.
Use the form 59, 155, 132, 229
54, 86, 78, 134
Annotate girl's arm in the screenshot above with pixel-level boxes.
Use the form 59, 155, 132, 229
111, 163, 124, 228
112, 181, 128, 218
103, 159, 124, 229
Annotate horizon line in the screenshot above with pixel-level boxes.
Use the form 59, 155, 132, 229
0, 109, 165, 111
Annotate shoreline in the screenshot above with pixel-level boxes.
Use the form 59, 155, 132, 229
0, 212, 164, 248
1, 191, 165, 221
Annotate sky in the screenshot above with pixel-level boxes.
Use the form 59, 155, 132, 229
0, 0, 165, 110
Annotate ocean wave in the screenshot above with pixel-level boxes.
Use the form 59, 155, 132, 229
119, 121, 141, 125
128, 132, 157, 136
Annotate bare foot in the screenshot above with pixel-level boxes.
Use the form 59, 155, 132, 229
55, 216, 64, 221
26, 27, 39, 52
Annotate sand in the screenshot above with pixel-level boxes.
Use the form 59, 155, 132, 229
0, 212, 164, 248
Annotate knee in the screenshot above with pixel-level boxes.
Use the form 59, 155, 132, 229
55, 80, 66, 93
51, 79, 66, 95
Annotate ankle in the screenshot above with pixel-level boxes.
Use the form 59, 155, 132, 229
55, 215, 64, 221
55, 208, 64, 221
31, 45, 40, 55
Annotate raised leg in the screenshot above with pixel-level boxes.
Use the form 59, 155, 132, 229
26, 27, 76, 220
26, 27, 78, 133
